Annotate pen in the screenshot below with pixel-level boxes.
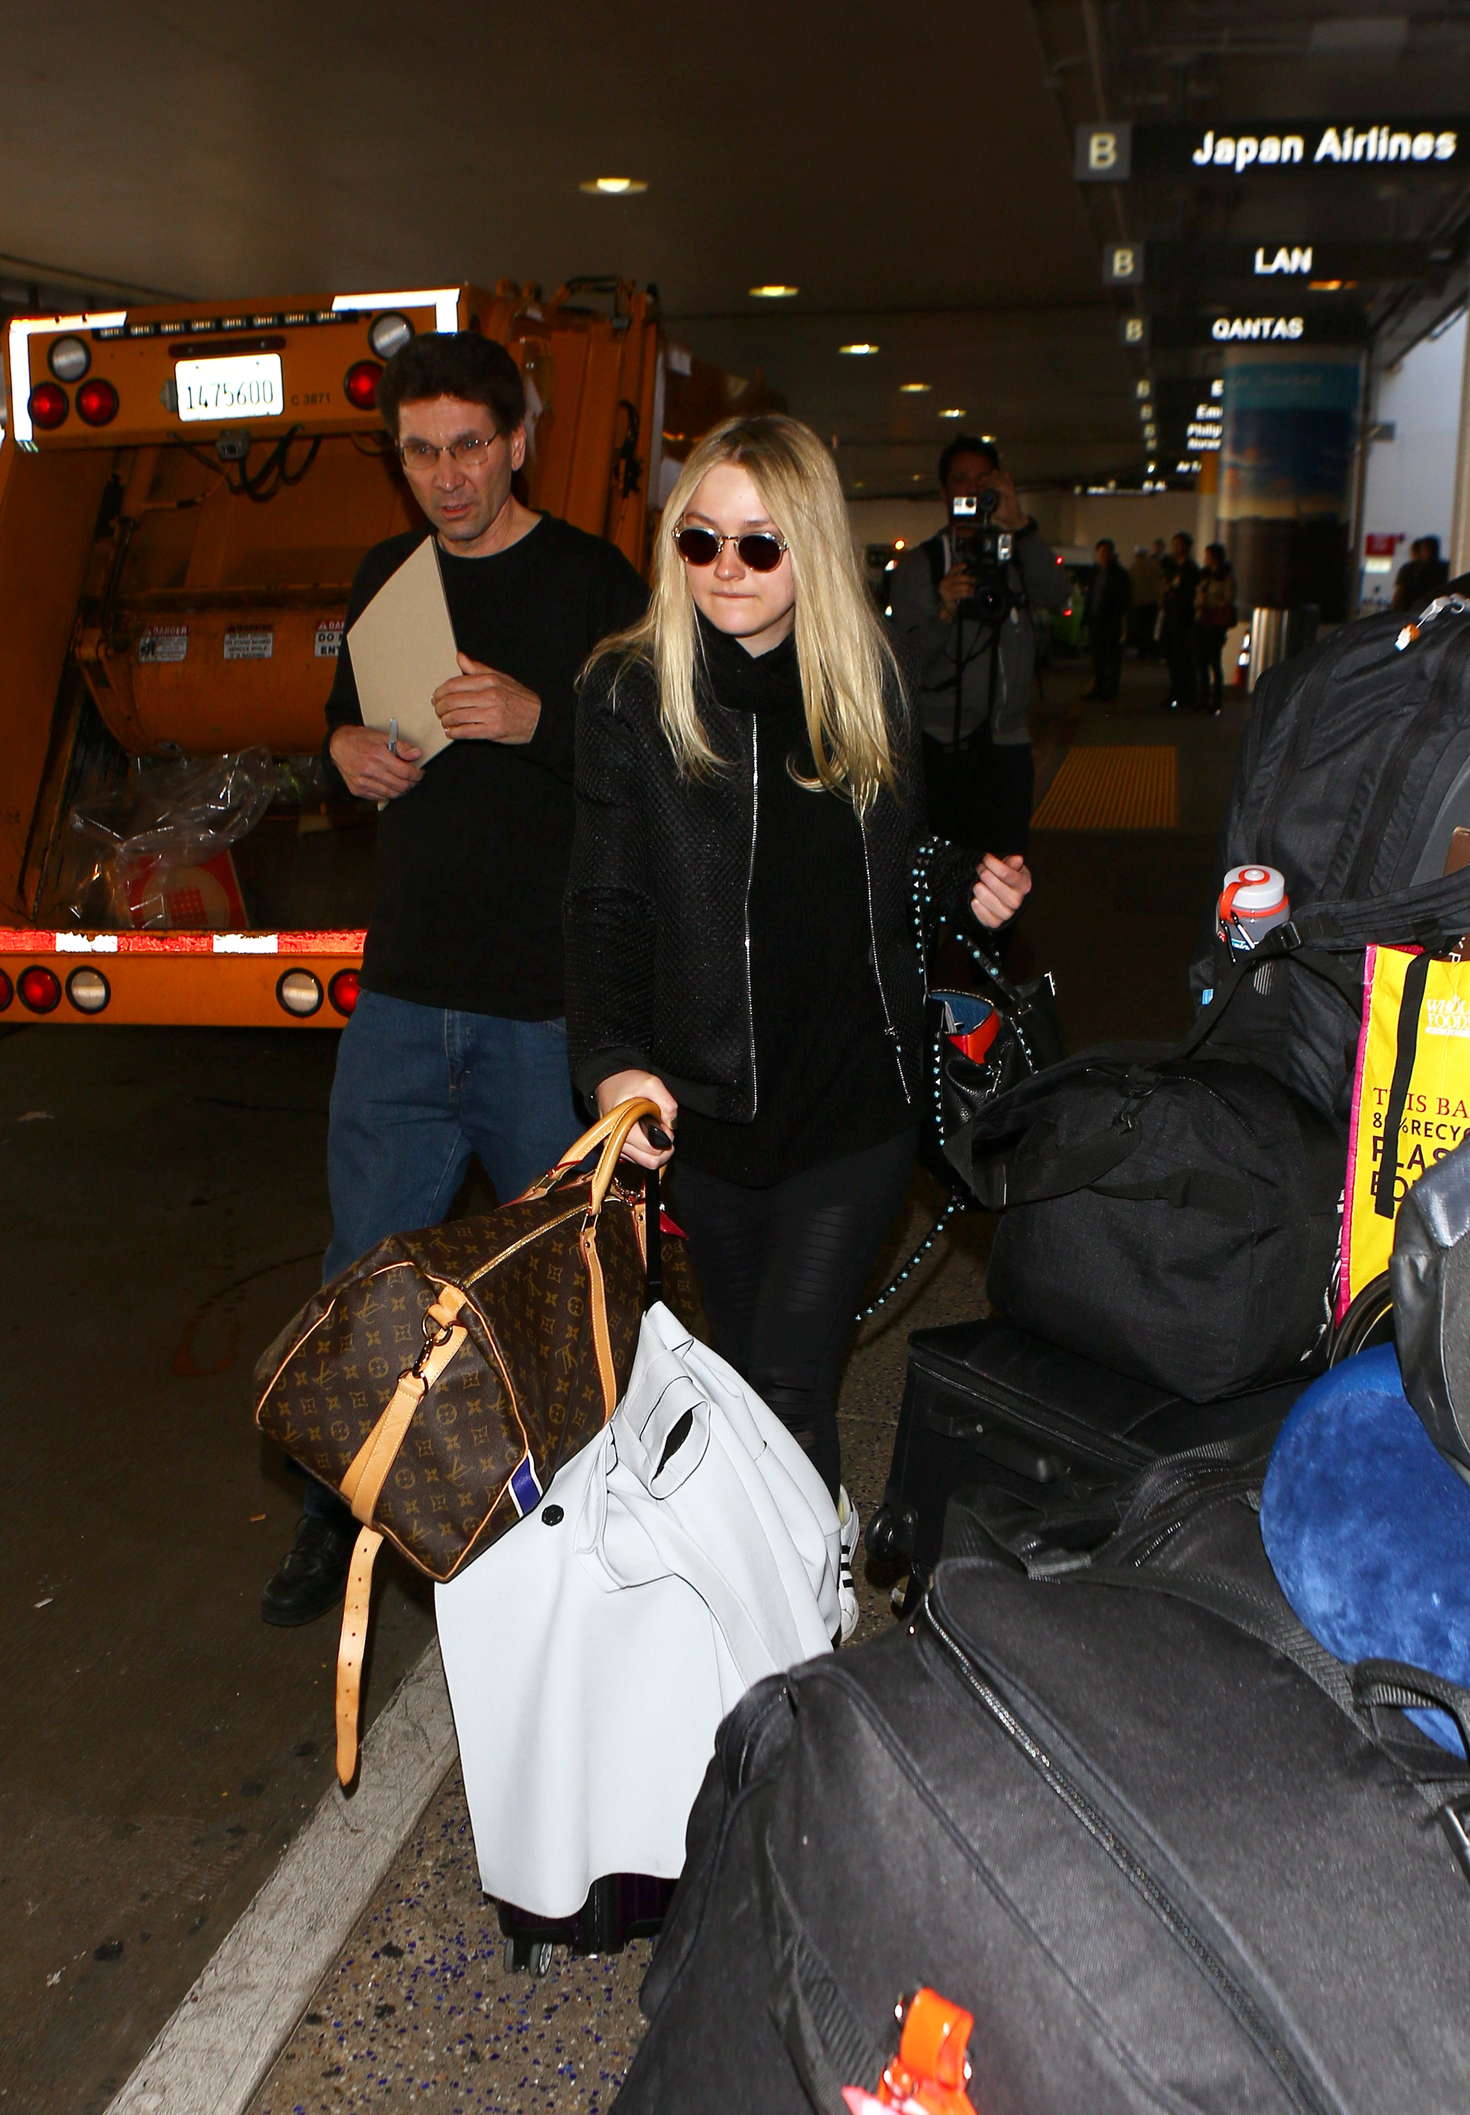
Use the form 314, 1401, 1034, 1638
386, 717, 399, 757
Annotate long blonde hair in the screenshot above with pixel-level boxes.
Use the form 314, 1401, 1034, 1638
590, 414, 901, 805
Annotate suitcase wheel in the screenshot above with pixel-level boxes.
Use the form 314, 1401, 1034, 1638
865, 1500, 917, 1562
504, 1936, 555, 1976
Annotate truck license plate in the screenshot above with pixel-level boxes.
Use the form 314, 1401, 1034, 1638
174, 353, 285, 422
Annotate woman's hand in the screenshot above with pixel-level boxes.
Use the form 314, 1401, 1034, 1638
595, 1070, 679, 1169
970, 852, 1032, 929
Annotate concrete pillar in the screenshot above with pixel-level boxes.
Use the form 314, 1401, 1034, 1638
1217, 347, 1365, 623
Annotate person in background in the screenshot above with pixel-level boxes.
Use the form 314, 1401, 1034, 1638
1127, 542, 1163, 658
1083, 539, 1131, 701
1193, 542, 1236, 715
565, 414, 1030, 1636
1160, 530, 1201, 712
259, 332, 646, 1627
1393, 534, 1451, 611
886, 435, 1067, 854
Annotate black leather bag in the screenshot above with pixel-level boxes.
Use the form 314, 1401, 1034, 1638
952, 1051, 1343, 1401
913, 837, 1064, 1156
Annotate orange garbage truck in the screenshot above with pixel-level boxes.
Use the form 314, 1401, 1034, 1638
0, 280, 660, 1026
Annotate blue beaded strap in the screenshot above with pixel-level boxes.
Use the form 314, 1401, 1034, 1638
855, 1188, 969, 1323
854, 840, 988, 1323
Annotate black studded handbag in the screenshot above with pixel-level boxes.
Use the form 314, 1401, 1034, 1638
858, 844, 1064, 1319
912, 838, 1065, 1155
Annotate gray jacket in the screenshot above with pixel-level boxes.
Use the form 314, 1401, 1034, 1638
887, 523, 1068, 747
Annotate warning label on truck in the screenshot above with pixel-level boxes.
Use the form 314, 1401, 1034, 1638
136, 625, 189, 664
314, 619, 345, 658
223, 626, 274, 661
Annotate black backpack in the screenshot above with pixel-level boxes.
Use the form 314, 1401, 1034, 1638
943, 936, 1345, 1402
1188, 591, 1470, 1122
618, 1453, 1470, 2115
950, 1045, 1343, 1400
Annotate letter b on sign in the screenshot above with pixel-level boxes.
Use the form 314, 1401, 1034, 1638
1076, 123, 1132, 181
1104, 244, 1144, 285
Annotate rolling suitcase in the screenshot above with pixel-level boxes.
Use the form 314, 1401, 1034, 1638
866, 1315, 1305, 1588
613, 1452, 1470, 2115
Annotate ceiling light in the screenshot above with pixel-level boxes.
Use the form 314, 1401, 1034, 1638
749, 284, 798, 298
838, 342, 879, 356
938, 407, 966, 420
899, 382, 931, 394
580, 176, 648, 195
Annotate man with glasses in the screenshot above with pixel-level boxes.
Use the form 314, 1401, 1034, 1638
261, 331, 645, 1627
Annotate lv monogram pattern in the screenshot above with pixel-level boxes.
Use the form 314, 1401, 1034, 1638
254, 1179, 646, 1581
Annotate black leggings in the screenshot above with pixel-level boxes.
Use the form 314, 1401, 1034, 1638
671, 1129, 918, 1501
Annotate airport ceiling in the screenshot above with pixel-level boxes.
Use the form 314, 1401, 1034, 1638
4, 1, 1470, 498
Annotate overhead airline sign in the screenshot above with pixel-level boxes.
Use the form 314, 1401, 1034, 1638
1117, 308, 1368, 350
1077, 119, 1467, 181
1102, 239, 1441, 286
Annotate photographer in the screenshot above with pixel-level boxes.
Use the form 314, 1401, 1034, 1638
888, 435, 1067, 853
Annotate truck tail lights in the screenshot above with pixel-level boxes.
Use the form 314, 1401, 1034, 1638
327, 969, 361, 1016
48, 335, 91, 382
66, 968, 111, 1013
17, 966, 62, 1013
276, 969, 323, 1017
368, 313, 413, 360
27, 383, 68, 430
0, 970, 12, 1011
343, 360, 382, 411
76, 378, 120, 427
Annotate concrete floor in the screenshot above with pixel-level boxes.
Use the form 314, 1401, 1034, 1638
2, 655, 1245, 2113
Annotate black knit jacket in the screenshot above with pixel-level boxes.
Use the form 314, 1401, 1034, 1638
565, 645, 978, 1122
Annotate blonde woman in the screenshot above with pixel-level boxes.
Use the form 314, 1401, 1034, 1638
565, 415, 1029, 1587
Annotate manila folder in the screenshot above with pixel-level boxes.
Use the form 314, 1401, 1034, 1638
346, 536, 458, 764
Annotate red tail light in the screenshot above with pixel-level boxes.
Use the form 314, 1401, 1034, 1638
328, 969, 361, 1016
28, 383, 68, 430
17, 966, 61, 1013
344, 360, 382, 411
0, 970, 12, 1010
76, 377, 120, 426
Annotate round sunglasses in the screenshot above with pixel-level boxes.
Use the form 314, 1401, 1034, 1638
672, 524, 790, 573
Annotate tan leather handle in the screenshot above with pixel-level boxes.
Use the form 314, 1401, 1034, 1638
336, 1524, 383, 1785
520, 1096, 661, 1206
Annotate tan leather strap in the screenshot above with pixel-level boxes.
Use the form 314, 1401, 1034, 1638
580, 1221, 618, 1421
335, 1524, 383, 1785
518, 1097, 660, 1201
338, 1293, 468, 1527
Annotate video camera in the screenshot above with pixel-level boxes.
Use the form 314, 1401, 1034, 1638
949, 488, 1017, 620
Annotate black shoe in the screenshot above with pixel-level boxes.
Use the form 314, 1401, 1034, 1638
261, 1512, 356, 1626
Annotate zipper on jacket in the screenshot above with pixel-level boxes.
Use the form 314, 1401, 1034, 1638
858, 813, 912, 1103
743, 726, 760, 1117
919, 1593, 1336, 2115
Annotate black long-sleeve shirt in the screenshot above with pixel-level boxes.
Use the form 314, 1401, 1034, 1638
326, 516, 646, 1018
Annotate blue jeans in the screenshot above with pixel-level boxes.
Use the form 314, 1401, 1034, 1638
301, 990, 580, 1524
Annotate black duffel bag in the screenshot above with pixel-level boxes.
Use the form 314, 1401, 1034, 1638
949, 1050, 1343, 1401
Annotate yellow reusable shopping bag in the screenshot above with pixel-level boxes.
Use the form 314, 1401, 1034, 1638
1339, 944, 1470, 1318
